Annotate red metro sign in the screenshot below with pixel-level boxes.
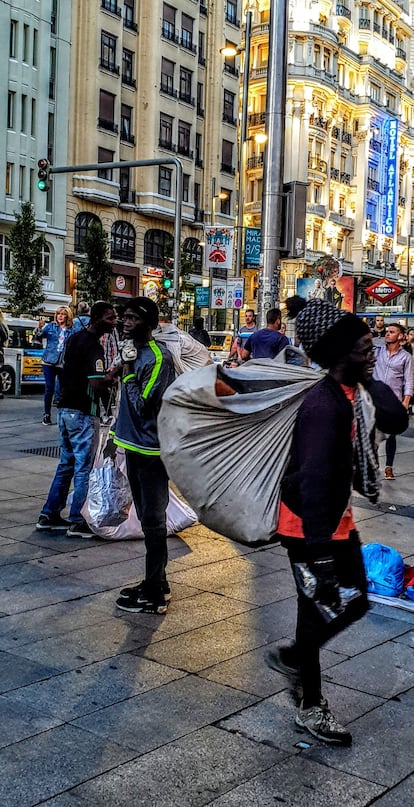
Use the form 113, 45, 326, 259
364, 277, 403, 304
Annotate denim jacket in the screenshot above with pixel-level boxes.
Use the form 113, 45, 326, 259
36, 322, 74, 365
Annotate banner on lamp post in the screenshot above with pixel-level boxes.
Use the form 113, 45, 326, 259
204, 226, 234, 270
226, 277, 245, 309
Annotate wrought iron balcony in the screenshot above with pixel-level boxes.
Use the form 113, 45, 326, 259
359, 18, 371, 29
336, 4, 351, 19
98, 117, 119, 133
309, 114, 328, 130
367, 177, 380, 192
340, 172, 351, 185
308, 157, 328, 174
247, 155, 264, 169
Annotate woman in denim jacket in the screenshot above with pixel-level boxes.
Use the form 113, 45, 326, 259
36, 306, 74, 425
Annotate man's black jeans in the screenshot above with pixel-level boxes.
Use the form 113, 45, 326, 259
125, 451, 169, 596
286, 530, 368, 709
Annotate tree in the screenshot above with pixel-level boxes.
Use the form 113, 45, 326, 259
5, 202, 46, 315
76, 220, 113, 304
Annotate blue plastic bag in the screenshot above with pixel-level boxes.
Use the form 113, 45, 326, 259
362, 543, 404, 597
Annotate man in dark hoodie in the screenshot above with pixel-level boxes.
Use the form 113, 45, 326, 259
114, 297, 175, 615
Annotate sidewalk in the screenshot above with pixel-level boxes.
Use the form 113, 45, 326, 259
0, 394, 414, 806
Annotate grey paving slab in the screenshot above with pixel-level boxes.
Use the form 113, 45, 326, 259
216, 568, 296, 605
0, 557, 63, 588
0, 574, 112, 614
11, 617, 154, 672
4, 653, 186, 720
136, 590, 255, 638
367, 774, 414, 805
0, 649, 58, 694
0, 539, 55, 565
324, 641, 414, 698
38, 541, 147, 574
208, 755, 385, 806
0, 723, 137, 807
84, 579, 200, 611
361, 515, 414, 558
72, 725, 283, 806
218, 685, 383, 753
0, 598, 110, 649
134, 616, 270, 672
223, 597, 298, 642
325, 611, 412, 656
73, 675, 259, 753
36, 796, 87, 807
168, 555, 270, 593
71, 556, 147, 587
307, 700, 414, 787
0, 694, 62, 748
166, 536, 251, 569
392, 627, 414, 647
0, 535, 15, 547
370, 601, 414, 624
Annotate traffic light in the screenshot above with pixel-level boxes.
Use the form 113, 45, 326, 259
162, 275, 172, 290
37, 158, 50, 192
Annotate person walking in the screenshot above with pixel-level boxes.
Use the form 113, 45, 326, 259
371, 315, 386, 339
373, 323, 413, 479
113, 297, 175, 615
189, 317, 211, 348
266, 299, 408, 746
0, 309, 9, 399
35, 306, 74, 424
241, 308, 289, 360
227, 308, 257, 365
36, 302, 119, 537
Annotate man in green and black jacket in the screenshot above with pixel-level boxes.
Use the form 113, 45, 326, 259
114, 297, 175, 615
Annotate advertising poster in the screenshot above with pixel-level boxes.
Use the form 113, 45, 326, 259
204, 226, 234, 270
211, 280, 227, 309
226, 277, 245, 309
297, 276, 355, 313
244, 227, 261, 266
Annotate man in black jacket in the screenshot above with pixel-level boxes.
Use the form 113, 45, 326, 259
266, 299, 408, 746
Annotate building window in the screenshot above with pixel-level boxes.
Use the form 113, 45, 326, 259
5, 163, 13, 196
158, 167, 173, 196
198, 30, 205, 65
223, 90, 235, 124
179, 67, 193, 103
183, 173, 190, 202
183, 237, 202, 273
7, 92, 15, 129
181, 13, 194, 51
23, 24, 29, 62
49, 46, 56, 99
178, 120, 191, 156
119, 165, 131, 203
225, 0, 238, 25
100, 31, 118, 73
195, 133, 202, 167
40, 243, 50, 276
21, 95, 27, 133
33, 29, 38, 67
144, 229, 174, 267
98, 90, 117, 132
221, 139, 234, 173
159, 113, 174, 149
19, 166, 25, 200
74, 213, 101, 253
122, 49, 135, 86
161, 57, 175, 96
221, 189, 231, 215
10, 20, 17, 58
370, 82, 381, 102
197, 82, 204, 116
0, 234, 11, 272
98, 147, 114, 180
121, 104, 134, 143
111, 221, 136, 262
102, 0, 121, 14
124, 0, 137, 30
162, 3, 177, 41
194, 181, 201, 209
223, 48, 237, 75
386, 92, 396, 111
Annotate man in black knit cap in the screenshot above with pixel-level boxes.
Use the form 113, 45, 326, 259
266, 299, 408, 746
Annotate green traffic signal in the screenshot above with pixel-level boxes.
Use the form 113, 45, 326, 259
162, 277, 172, 289
37, 158, 50, 192
37, 179, 48, 191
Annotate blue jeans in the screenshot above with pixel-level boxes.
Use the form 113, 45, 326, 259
43, 364, 61, 415
41, 409, 100, 523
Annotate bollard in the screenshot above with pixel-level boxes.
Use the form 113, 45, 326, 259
15, 352, 22, 398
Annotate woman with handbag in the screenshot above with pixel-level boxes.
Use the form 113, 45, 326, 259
35, 306, 74, 425
0, 309, 9, 399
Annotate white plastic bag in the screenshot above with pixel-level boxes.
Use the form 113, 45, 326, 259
153, 322, 212, 374
87, 457, 131, 527
87, 488, 197, 540
158, 358, 321, 544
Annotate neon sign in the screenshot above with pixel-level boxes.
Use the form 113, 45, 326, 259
382, 119, 398, 237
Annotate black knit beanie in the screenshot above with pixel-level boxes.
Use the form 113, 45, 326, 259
296, 299, 370, 368
127, 297, 159, 329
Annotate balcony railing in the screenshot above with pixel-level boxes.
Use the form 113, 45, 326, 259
99, 60, 120, 75
158, 138, 176, 151
98, 117, 119, 133
331, 126, 340, 139
120, 130, 135, 145
367, 177, 380, 191
373, 22, 381, 33
160, 81, 177, 97
200, 3, 207, 15
359, 18, 371, 29
249, 112, 266, 127
330, 167, 340, 180
223, 112, 237, 125
398, 196, 406, 207
124, 17, 138, 31
122, 74, 136, 87
369, 138, 382, 153
195, 156, 203, 168
247, 155, 264, 169
194, 207, 204, 222
197, 104, 204, 117
177, 145, 194, 158
221, 162, 236, 174
119, 188, 136, 204
329, 211, 355, 229
336, 3, 351, 19
224, 63, 239, 77
342, 131, 352, 144
396, 47, 407, 60
308, 157, 328, 174
179, 92, 195, 105
198, 55, 206, 66
309, 114, 328, 130
340, 172, 351, 185
162, 22, 179, 43
180, 34, 197, 53
307, 203, 327, 217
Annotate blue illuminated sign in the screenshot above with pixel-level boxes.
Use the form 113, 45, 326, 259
244, 227, 261, 266
382, 118, 398, 237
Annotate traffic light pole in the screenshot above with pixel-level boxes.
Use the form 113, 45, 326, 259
48, 158, 183, 324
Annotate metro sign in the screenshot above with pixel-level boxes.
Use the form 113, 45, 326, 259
364, 277, 403, 304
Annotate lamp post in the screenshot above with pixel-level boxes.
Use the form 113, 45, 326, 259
207, 177, 228, 329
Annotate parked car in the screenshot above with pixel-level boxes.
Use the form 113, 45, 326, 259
2, 318, 44, 394
207, 330, 233, 364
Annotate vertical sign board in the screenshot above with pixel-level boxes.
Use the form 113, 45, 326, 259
204, 227, 234, 271
244, 227, 261, 266
226, 277, 245, 309
382, 118, 398, 238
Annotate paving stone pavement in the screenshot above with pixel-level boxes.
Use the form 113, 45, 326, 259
1, 394, 414, 806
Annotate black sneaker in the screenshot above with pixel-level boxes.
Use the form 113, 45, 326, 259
36, 514, 70, 531
116, 592, 168, 615
295, 698, 352, 746
66, 521, 95, 538
118, 580, 171, 602
42, 414, 52, 426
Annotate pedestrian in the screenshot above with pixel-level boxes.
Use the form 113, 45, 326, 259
227, 308, 257, 364
373, 322, 413, 479
73, 300, 91, 332
371, 315, 386, 339
36, 301, 119, 537
266, 299, 408, 746
0, 309, 9, 399
241, 308, 289, 360
189, 317, 211, 348
35, 306, 74, 425
113, 297, 175, 615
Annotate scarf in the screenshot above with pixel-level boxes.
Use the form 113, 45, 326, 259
353, 384, 381, 503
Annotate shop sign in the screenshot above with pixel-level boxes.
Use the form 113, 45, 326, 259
244, 228, 261, 266
195, 286, 210, 307
115, 275, 126, 291
365, 277, 403, 304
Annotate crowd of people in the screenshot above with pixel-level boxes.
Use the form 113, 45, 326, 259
3, 292, 411, 748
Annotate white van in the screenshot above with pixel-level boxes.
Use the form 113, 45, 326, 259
2, 317, 44, 394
